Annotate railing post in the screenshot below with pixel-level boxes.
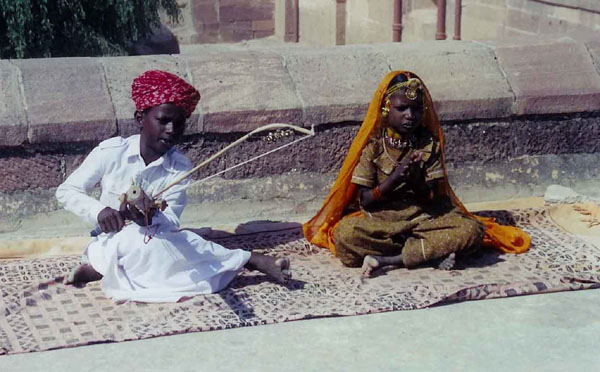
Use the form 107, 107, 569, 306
393, 0, 403, 42
436, 0, 447, 40
453, 0, 462, 40
284, 0, 299, 42
336, 0, 347, 45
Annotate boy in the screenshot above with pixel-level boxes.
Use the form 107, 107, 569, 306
57, 70, 290, 302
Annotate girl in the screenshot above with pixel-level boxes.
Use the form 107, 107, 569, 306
304, 71, 530, 276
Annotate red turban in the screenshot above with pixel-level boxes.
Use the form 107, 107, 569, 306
131, 70, 200, 118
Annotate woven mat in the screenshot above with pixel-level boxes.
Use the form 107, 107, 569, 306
1, 207, 599, 355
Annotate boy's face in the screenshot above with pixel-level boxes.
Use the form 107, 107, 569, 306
386, 92, 424, 135
137, 103, 187, 158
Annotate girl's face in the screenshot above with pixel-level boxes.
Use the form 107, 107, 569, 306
386, 92, 424, 135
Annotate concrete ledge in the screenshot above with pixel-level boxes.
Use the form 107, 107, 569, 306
587, 39, 600, 74
14, 58, 116, 144
0, 61, 27, 146
494, 40, 600, 115
278, 45, 389, 125
371, 41, 514, 120
183, 47, 303, 132
0, 39, 599, 146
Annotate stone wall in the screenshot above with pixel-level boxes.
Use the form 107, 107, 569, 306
1, 38, 599, 223
166, 0, 275, 44
168, 0, 600, 46
502, 0, 600, 38
408, 0, 600, 42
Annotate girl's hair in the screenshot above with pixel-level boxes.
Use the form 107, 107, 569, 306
387, 73, 409, 89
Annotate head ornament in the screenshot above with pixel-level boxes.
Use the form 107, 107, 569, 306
131, 70, 200, 118
386, 77, 422, 101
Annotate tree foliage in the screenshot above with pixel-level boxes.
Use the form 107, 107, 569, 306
0, 0, 181, 59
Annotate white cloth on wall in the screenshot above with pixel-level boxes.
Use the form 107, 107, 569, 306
56, 135, 251, 302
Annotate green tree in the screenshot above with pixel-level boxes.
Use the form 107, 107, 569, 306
0, 0, 180, 59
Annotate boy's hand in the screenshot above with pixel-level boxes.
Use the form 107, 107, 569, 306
97, 207, 125, 233
121, 191, 157, 227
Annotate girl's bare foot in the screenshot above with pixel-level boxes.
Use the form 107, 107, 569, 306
361, 255, 381, 277
436, 253, 456, 270
361, 254, 405, 278
64, 264, 103, 285
247, 253, 292, 284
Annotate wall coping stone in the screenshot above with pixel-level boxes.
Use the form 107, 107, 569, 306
0, 38, 599, 147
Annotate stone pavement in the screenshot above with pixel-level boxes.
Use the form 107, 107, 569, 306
0, 284, 597, 372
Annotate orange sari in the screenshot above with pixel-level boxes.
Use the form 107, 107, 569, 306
302, 71, 530, 256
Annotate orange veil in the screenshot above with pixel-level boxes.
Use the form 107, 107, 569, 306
302, 71, 530, 256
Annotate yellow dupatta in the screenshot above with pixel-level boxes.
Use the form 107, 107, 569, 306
302, 71, 530, 256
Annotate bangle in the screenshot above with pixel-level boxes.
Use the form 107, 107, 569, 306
372, 185, 382, 200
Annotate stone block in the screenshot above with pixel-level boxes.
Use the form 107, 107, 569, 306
192, 2, 219, 33
372, 41, 514, 120
14, 58, 116, 144
221, 28, 254, 43
552, 6, 582, 24
192, 33, 221, 44
495, 41, 600, 115
459, 16, 504, 41
505, 8, 540, 34
253, 30, 275, 39
221, 20, 253, 31
99, 55, 201, 137
463, 3, 507, 24
476, 0, 507, 7
182, 49, 302, 133
0, 61, 27, 146
506, 0, 552, 16
586, 40, 600, 74
501, 26, 537, 39
278, 45, 390, 126
580, 11, 600, 30
252, 19, 275, 32
553, 0, 600, 13
538, 15, 580, 36
220, 2, 274, 22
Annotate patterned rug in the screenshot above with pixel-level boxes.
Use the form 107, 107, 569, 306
1, 207, 599, 355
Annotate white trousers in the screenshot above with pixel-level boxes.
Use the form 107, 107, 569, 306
84, 224, 251, 303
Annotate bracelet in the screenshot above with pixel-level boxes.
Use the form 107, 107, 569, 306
372, 185, 382, 200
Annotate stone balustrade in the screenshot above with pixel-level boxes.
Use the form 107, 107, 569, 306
1, 38, 599, 148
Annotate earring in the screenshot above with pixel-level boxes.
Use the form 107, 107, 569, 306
381, 98, 391, 118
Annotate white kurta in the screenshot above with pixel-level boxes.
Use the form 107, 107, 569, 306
56, 135, 251, 302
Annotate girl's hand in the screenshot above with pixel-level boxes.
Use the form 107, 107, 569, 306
405, 151, 425, 186
389, 151, 424, 186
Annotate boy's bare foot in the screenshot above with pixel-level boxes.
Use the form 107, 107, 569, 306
247, 253, 292, 284
361, 255, 381, 277
437, 253, 456, 270
64, 264, 103, 285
